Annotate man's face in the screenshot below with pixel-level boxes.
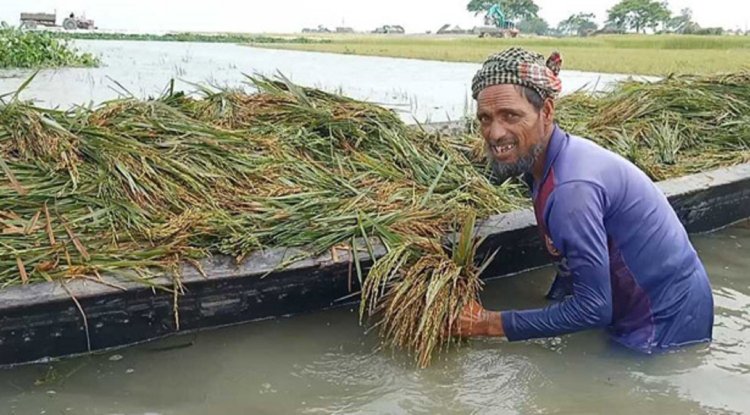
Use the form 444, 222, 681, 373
476, 84, 551, 179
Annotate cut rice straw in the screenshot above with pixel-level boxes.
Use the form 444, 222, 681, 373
1, 70, 748, 366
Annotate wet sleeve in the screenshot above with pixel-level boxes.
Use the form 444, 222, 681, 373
501, 181, 612, 341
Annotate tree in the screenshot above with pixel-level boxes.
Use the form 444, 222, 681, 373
648, 1, 672, 32
557, 12, 598, 36
606, 0, 671, 33
467, 0, 492, 14
466, 0, 540, 23
518, 16, 549, 35
668, 8, 699, 33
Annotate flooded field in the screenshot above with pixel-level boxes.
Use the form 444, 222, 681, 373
0, 220, 747, 415
0, 40, 644, 123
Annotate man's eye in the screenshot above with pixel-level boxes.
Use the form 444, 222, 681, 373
504, 113, 520, 122
478, 115, 490, 124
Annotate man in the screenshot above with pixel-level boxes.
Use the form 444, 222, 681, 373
455, 47, 714, 353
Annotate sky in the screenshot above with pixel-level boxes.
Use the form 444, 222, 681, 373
2, 0, 749, 34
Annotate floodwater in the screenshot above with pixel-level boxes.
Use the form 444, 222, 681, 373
0, 40, 647, 123
0, 220, 748, 415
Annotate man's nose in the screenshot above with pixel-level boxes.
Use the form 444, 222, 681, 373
487, 121, 508, 143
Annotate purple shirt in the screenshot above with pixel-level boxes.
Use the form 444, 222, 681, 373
502, 126, 714, 352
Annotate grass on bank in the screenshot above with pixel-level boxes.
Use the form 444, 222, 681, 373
247, 34, 750, 76
52, 31, 330, 45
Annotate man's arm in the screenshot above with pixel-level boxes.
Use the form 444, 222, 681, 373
456, 181, 612, 339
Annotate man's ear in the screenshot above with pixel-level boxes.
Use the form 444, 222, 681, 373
542, 98, 555, 126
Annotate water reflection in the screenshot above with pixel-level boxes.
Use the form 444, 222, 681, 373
0, 40, 646, 124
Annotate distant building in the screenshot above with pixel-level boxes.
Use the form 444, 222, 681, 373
437, 24, 470, 35
373, 25, 405, 34
302, 25, 331, 33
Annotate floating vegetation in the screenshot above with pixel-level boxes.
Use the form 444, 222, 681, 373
0, 25, 99, 69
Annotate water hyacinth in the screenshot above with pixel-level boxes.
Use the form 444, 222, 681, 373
0, 24, 99, 69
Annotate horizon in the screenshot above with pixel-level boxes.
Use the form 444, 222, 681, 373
2, 0, 749, 34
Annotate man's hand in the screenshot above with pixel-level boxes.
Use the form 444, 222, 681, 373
452, 299, 505, 338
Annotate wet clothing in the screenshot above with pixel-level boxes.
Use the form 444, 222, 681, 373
501, 126, 714, 353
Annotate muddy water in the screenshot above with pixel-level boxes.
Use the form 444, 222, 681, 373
0, 40, 647, 123
0, 221, 748, 415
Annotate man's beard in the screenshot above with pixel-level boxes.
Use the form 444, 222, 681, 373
488, 141, 544, 183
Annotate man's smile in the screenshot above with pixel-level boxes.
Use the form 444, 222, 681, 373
489, 141, 518, 160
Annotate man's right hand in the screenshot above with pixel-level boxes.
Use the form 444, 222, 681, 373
452, 299, 505, 338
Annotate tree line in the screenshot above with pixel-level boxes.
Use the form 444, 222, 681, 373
466, 0, 735, 36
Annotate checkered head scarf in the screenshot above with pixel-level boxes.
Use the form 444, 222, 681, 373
471, 47, 563, 100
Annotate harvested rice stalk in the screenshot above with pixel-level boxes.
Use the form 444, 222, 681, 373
360, 212, 495, 368
0, 73, 523, 291
556, 71, 750, 180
